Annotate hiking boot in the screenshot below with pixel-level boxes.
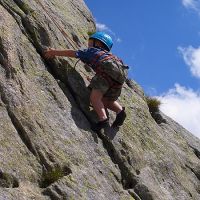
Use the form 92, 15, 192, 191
112, 107, 126, 128
91, 119, 110, 133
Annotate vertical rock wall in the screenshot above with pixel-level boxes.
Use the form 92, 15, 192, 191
0, 1, 199, 200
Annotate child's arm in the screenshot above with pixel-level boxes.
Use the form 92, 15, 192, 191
44, 48, 77, 59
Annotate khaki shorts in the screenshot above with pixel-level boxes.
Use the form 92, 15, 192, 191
88, 74, 122, 101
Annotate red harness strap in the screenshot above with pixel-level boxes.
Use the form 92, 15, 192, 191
90, 51, 108, 67
90, 51, 124, 89
100, 54, 122, 64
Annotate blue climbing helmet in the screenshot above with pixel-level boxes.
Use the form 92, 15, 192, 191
89, 32, 113, 51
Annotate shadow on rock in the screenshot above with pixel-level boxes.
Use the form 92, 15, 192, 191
106, 127, 119, 140
53, 60, 99, 142
97, 126, 119, 141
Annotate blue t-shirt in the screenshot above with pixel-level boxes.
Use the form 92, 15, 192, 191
75, 47, 110, 70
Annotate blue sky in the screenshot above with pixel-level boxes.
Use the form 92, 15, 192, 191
84, 0, 200, 139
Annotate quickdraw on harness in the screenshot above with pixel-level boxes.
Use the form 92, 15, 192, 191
90, 50, 125, 89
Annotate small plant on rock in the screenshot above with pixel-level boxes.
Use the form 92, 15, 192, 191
145, 96, 166, 124
40, 165, 72, 188
145, 96, 161, 114
87, 31, 96, 36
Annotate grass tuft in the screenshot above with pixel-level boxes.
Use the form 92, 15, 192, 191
145, 96, 161, 114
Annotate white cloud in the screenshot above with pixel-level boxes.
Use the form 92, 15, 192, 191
182, 0, 196, 8
116, 37, 122, 43
158, 84, 200, 139
178, 46, 200, 78
95, 21, 122, 43
96, 23, 110, 32
181, 0, 200, 13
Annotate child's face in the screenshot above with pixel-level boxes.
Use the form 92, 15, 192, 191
88, 39, 94, 47
88, 39, 104, 48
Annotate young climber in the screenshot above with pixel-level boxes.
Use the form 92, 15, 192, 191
44, 32, 128, 132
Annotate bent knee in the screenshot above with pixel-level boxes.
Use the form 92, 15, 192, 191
90, 89, 104, 102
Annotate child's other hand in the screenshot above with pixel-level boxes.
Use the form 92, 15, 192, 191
43, 48, 56, 59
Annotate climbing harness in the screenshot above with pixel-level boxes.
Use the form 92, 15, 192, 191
90, 50, 127, 89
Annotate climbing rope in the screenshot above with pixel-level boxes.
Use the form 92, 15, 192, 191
36, 0, 91, 81
35, 0, 78, 49
73, 59, 91, 81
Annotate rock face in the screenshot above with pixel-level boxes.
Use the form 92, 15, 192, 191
0, 0, 199, 199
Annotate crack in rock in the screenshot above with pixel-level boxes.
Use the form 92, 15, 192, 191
97, 131, 143, 199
